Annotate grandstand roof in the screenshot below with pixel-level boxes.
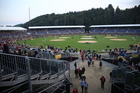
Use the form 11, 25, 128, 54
29, 25, 85, 29
90, 24, 140, 28
0, 27, 27, 31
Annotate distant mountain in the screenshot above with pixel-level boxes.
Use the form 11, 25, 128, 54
19, 4, 140, 28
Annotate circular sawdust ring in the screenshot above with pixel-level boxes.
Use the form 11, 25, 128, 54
80, 38, 94, 39
50, 39, 65, 41
110, 39, 127, 41
78, 41, 97, 43
29, 38, 34, 40
105, 37, 117, 38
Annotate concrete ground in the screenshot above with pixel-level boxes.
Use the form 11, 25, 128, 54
70, 59, 117, 93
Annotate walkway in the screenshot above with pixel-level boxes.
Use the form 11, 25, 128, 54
70, 59, 117, 93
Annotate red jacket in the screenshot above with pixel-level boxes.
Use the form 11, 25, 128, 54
73, 88, 78, 93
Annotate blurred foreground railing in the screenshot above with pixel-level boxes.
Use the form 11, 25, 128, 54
0, 53, 70, 93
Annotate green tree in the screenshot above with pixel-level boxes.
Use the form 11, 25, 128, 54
19, 4, 140, 28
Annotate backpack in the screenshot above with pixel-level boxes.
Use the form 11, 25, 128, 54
101, 77, 105, 82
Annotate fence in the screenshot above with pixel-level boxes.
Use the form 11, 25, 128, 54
124, 71, 140, 92
111, 83, 126, 93
0, 53, 70, 93
36, 51, 71, 59
36, 51, 55, 59
111, 65, 140, 93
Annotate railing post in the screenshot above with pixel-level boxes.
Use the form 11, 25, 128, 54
40, 59, 42, 77
15, 56, 18, 79
26, 57, 32, 92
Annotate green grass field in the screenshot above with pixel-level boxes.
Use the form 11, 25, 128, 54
17, 35, 140, 52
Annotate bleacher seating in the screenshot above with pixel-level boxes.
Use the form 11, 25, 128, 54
89, 27, 140, 35
27, 28, 84, 35
1, 27, 140, 40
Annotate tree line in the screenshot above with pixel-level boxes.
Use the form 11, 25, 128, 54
18, 4, 140, 29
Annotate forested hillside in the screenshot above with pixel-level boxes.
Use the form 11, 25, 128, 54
20, 4, 140, 28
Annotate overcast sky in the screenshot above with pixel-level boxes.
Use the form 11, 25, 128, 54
0, 0, 140, 26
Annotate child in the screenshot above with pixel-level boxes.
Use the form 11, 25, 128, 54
92, 60, 94, 66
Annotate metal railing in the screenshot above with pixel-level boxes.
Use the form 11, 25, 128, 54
111, 65, 140, 93
0, 53, 70, 93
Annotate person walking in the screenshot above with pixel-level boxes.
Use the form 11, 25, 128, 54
75, 67, 78, 78
98, 54, 101, 60
81, 74, 86, 81
100, 76, 106, 90
78, 68, 82, 79
81, 54, 85, 62
110, 71, 112, 82
88, 57, 92, 67
80, 79, 85, 93
84, 81, 89, 93
74, 62, 77, 69
99, 61, 103, 69
92, 60, 94, 66
82, 66, 85, 74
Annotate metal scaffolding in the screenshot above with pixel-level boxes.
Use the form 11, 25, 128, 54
111, 65, 140, 93
0, 53, 70, 93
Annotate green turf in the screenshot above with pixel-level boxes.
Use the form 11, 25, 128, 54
17, 35, 140, 52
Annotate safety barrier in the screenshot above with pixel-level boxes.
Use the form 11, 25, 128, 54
36, 51, 54, 59
0, 53, 70, 93
124, 71, 140, 92
0, 53, 27, 81
111, 65, 140, 93
61, 53, 70, 58
111, 83, 126, 93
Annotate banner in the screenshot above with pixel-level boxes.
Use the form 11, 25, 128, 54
132, 54, 138, 58
55, 54, 62, 59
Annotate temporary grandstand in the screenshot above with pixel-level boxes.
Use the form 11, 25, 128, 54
0, 27, 27, 36
89, 24, 140, 35
0, 26, 27, 42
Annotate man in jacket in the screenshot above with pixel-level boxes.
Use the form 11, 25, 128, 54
100, 76, 106, 90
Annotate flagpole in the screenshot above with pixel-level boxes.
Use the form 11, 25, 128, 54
29, 7, 30, 21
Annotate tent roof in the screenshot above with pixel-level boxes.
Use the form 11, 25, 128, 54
90, 24, 140, 28
29, 25, 85, 29
0, 27, 27, 31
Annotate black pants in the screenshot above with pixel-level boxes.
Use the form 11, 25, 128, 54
85, 87, 88, 93
81, 85, 84, 93
101, 82, 104, 89
79, 73, 81, 79
88, 62, 90, 67
75, 73, 78, 78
